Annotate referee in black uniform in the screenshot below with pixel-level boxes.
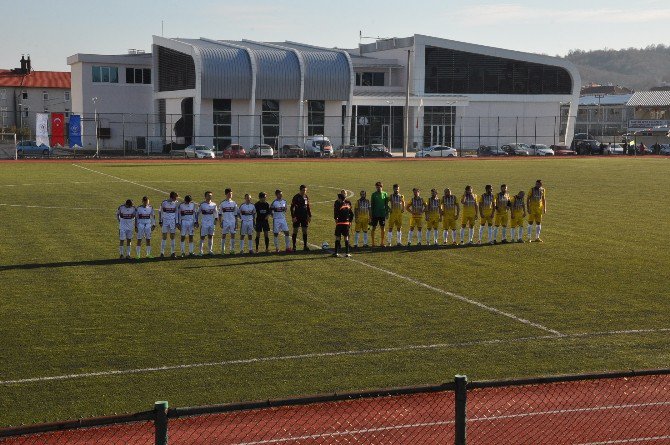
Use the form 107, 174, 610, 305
290, 184, 312, 251
333, 192, 354, 257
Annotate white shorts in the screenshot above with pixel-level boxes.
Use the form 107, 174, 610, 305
162, 220, 176, 234
273, 219, 289, 234
221, 220, 237, 235
240, 220, 254, 236
180, 221, 194, 236
119, 228, 133, 241
200, 223, 215, 237
137, 224, 152, 239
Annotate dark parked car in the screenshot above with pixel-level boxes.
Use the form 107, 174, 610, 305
573, 139, 602, 155
221, 144, 246, 158
350, 145, 393, 158
550, 145, 577, 156
477, 145, 509, 157
501, 143, 530, 156
338, 145, 358, 158
279, 144, 304, 158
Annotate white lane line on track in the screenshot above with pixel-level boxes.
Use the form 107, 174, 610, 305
230, 402, 670, 445
0, 204, 103, 210
575, 436, 670, 445
72, 164, 169, 195
1, 328, 667, 386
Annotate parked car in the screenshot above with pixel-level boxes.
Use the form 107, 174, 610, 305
572, 139, 601, 154
658, 144, 670, 155
550, 145, 577, 156
501, 143, 530, 156
338, 144, 358, 158
527, 144, 555, 156
416, 145, 458, 157
248, 144, 274, 158
350, 145, 393, 158
304, 135, 333, 157
16, 140, 52, 158
477, 145, 508, 157
184, 145, 216, 159
221, 144, 246, 158
605, 143, 625, 155
279, 144, 304, 158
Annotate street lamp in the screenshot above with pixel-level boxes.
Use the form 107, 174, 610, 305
92, 97, 99, 158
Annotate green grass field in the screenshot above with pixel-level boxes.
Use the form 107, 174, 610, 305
1, 157, 669, 427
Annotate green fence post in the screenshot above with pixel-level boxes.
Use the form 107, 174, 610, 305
154, 401, 169, 445
454, 375, 467, 445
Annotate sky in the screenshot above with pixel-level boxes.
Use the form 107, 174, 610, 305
4, 0, 670, 72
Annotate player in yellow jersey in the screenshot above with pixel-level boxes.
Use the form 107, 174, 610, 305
406, 188, 426, 246
425, 188, 441, 245
526, 179, 547, 242
493, 184, 511, 244
441, 188, 460, 245
387, 184, 405, 247
353, 190, 371, 248
509, 190, 526, 243
478, 184, 495, 244
460, 185, 478, 245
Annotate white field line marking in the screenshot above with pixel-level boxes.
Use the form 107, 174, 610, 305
231, 402, 670, 445
72, 164, 169, 195
1, 328, 668, 386
307, 241, 562, 335
0, 204, 103, 210
575, 436, 670, 445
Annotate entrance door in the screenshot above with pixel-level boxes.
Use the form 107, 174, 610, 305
430, 125, 448, 146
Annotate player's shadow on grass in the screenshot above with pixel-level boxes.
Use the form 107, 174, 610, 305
0, 251, 328, 272
347, 242, 506, 255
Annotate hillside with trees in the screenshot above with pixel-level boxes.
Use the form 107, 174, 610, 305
564, 44, 670, 91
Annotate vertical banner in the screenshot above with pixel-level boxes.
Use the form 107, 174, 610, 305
51, 113, 65, 147
68, 115, 82, 147
36, 113, 50, 147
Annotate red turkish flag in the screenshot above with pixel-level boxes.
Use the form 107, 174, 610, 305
51, 113, 65, 147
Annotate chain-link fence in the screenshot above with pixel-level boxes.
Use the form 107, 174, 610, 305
1, 370, 668, 444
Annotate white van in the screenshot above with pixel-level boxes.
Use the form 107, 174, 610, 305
304, 135, 333, 158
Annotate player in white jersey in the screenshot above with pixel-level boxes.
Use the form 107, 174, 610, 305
159, 191, 179, 258
177, 195, 197, 257
197, 191, 218, 255
219, 188, 239, 254
135, 196, 156, 259
116, 199, 136, 259
238, 193, 257, 254
270, 189, 291, 252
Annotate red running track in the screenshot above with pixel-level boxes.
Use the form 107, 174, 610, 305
3, 374, 668, 444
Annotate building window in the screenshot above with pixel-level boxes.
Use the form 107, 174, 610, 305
424, 46, 572, 95
307, 100, 325, 136
23, 107, 29, 118
0, 89, 5, 100
43, 91, 49, 101
350, 105, 404, 147
64, 91, 70, 101
261, 100, 280, 147
212, 99, 231, 150
65, 108, 70, 117
355, 72, 385, 86
22, 90, 28, 100
92, 66, 119, 83
126, 67, 152, 84
44, 106, 49, 112
423, 106, 455, 147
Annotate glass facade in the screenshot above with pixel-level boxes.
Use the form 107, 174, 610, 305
308, 100, 325, 136
213, 99, 232, 150
355, 72, 385, 87
344, 105, 404, 148
424, 46, 572, 95
423, 106, 455, 147
92, 66, 119, 83
261, 100, 280, 147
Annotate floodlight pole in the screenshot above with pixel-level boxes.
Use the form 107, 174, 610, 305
403, 49, 411, 158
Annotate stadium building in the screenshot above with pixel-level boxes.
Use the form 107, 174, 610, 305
69, 34, 581, 151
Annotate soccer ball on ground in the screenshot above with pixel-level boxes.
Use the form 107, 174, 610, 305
321, 241, 330, 250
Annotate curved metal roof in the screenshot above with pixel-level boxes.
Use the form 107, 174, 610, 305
175, 39, 253, 99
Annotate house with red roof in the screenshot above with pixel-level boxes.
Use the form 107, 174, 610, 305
0, 56, 71, 135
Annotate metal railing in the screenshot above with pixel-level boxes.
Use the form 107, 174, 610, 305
1, 368, 668, 444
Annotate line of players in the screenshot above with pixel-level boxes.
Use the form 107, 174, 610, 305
348, 180, 547, 249
115, 187, 312, 259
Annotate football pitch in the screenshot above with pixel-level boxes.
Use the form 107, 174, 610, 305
0, 157, 669, 427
